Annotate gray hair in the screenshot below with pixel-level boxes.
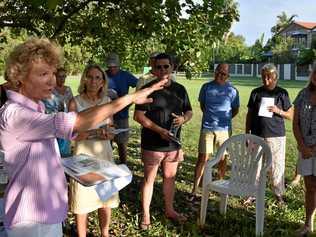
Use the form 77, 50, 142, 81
261, 63, 278, 78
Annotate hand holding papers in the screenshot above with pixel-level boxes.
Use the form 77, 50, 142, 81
87, 127, 130, 139
62, 154, 132, 201
169, 123, 181, 145
258, 97, 275, 118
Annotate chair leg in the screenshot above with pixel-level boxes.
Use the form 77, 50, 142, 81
311, 212, 315, 232
200, 188, 209, 226
219, 194, 228, 215
255, 190, 265, 236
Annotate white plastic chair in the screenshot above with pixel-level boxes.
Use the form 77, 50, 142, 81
199, 134, 272, 236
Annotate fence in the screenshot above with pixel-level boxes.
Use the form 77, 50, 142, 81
218, 63, 312, 81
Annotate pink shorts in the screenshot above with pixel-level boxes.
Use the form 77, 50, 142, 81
141, 149, 184, 165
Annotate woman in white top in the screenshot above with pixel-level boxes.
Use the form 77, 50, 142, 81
68, 64, 118, 237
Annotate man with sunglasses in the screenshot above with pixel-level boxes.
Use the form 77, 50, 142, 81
134, 53, 193, 229
190, 63, 239, 200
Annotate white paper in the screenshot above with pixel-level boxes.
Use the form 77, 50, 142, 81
62, 154, 107, 175
62, 155, 133, 201
258, 97, 274, 118
95, 164, 132, 201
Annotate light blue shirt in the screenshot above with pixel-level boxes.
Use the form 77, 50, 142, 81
199, 80, 239, 131
106, 69, 137, 119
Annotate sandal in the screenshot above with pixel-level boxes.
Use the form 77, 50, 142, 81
186, 193, 199, 202
243, 196, 256, 205
139, 222, 151, 230
166, 213, 188, 224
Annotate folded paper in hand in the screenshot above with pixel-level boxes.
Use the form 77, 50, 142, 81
258, 97, 274, 118
62, 154, 132, 201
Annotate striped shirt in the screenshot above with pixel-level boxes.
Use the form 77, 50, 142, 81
0, 90, 77, 228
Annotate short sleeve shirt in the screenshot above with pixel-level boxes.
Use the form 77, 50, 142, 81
106, 69, 138, 120
247, 86, 292, 138
293, 88, 316, 146
199, 81, 239, 131
135, 80, 192, 152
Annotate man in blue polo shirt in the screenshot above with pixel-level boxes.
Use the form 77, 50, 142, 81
106, 53, 138, 164
190, 63, 239, 198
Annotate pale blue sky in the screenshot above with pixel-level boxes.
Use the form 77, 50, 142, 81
231, 0, 316, 46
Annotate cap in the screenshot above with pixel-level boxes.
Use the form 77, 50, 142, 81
106, 53, 120, 67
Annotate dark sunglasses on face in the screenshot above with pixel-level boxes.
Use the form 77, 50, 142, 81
156, 64, 170, 70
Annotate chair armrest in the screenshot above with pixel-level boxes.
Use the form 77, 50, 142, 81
202, 156, 222, 189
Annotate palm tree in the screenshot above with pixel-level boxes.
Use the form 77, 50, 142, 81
271, 11, 298, 35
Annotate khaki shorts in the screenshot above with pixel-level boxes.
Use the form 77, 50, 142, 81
113, 118, 129, 144
141, 149, 184, 166
198, 129, 229, 155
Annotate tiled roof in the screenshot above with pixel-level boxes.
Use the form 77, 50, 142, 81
294, 21, 316, 29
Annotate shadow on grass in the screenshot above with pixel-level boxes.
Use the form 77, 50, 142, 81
63, 124, 304, 237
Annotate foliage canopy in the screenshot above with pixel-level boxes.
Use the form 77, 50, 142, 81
0, 0, 239, 75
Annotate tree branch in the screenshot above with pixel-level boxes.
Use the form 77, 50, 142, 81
51, 0, 98, 38
0, 20, 41, 35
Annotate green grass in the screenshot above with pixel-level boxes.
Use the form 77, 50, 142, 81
1, 75, 310, 236
61, 76, 309, 237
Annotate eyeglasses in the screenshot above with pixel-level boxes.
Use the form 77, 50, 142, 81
156, 64, 170, 70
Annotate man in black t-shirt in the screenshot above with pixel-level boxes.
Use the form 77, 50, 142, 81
246, 63, 293, 204
134, 53, 193, 229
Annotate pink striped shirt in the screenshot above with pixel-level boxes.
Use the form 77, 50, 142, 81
0, 90, 77, 228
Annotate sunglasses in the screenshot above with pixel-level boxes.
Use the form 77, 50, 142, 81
156, 64, 170, 70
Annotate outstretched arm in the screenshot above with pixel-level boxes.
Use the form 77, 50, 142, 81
73, 79, 167, 132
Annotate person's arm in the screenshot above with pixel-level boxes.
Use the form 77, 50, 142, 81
73, 79, 166, 132
268, 105, 293, 120
68, 98, 90, 141
245, 108, 252, 134
134, 110, 171, 141
171, 111, 193, 127
232, 107, 239, 118
232, 88, 240, 118
293, 106, 313, 158
200, 102, 205, 113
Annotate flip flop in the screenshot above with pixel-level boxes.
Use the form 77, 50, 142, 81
186, 193, 198, 202
243, 196, 256, 205
139, 222, 151, 230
